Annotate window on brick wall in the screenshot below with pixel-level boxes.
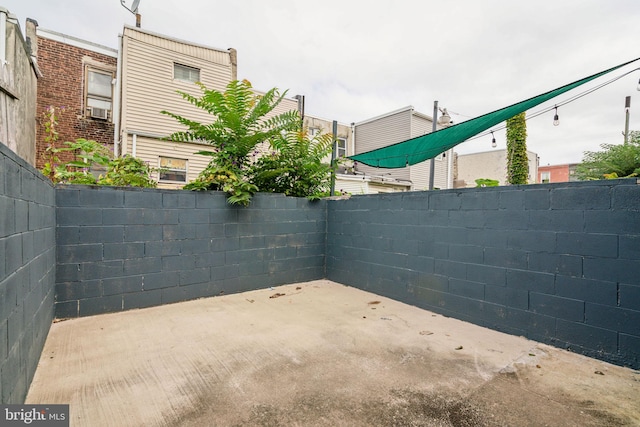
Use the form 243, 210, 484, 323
86, 68, 113, 120
159, 157, 188, 182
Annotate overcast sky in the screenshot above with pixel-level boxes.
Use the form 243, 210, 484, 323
5, 0, 640, 165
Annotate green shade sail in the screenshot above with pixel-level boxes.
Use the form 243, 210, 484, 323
349, 57, 640, 168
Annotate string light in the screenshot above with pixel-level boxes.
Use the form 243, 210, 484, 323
491, 131, 497, 148
553, 106, 560, 126
637, 78, 640, 91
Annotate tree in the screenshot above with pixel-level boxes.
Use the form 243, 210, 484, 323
161, 79, 300, 205
506, 112, 528, 185
575, 131, 640, 180
249, 127, 334, 199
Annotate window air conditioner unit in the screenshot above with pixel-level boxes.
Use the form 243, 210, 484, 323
90, 107, 109, 120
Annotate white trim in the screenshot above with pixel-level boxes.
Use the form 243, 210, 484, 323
122, 24, 229, 55
37, 28, 118, 57
354, 105, 414, 127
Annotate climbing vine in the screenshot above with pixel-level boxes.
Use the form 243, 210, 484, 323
506, 112, 528, 185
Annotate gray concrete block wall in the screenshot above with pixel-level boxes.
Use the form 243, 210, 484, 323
0, 144, 56, 403
326, 180, 640, 369
55, 187, 326, 318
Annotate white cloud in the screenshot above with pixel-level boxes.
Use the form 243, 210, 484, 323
5, 0, 640, 165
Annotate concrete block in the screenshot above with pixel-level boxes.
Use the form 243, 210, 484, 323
556, 319, 617, 354
103, 276, 143, 295
124, 225, 163, 242
123, 257, 162, 276
429, 192, 461, 210
123, 190, 163, 208
180, 239, 210, 255
448, 244, 484, 264
179, 268, 210, 286
528, 210, 584, 232
210, 208, 238, 224
619, 284, 640, 310
57, 244, 103, 264
433, 259, 465, 280
551, 187, 611, 210
55, 280, 102, 301
618, 334, 640, 368
55, 263, 82, 283
14, 199, 28, 233
555, 276, 617, 306
143, 271, 180, 290
449, 278, 484, 299
162, 255, 195, 271
407, 256, 434, 274
55, 188, 79, 207
619, 235, 640, 260
611, 185, 640, 211
583, 258, 640, 284
78, 187, 124, 207
498, 190, 525, 210
81, 260, 123, 281
584, 211, 640, 234
507, 230, 556, 253
585, 303, 640, 336
143, 209, 179, 225
57, 207, 102, 226
524, 312, 557, 342
466, 264, 506, 286
484, 247, 528, 270
79, 295, 123, 316
556, 232, 618, 258
103, 242, 145, 260
7, 305, 24, 352
4, 158, 20, 199
162, 192, 196, 209
123, 289, 163, 310
467, 229, 508, 249
21, 232, 34, 265
55, 300, 79, 318
484, 284, 528, 310
102, 208, 145, 225
195, 191, 226, 209
79, 226, 125, 244
5, 234, 23, 273
528, 252, 583, 277
0, 196, 14, 238
179, 209, 209, 224
506, 269, 555, 293
530, 292, 584, 322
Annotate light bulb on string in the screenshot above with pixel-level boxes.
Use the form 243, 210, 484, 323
491, 131, 497, 148
553, 106, 560, 126
637, 78, 640, 91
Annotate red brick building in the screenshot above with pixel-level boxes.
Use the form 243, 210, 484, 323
538, 163, 579, 183
35, 28, 117, 169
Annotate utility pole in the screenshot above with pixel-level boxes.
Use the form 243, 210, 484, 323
428, 101, 438, 190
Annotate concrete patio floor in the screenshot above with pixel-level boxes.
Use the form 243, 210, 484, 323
26, 280, 639, 426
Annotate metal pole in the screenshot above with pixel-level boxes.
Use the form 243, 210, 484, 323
428, 101, 438, 190
330, 120, 337, 196
624, 96, 631, 144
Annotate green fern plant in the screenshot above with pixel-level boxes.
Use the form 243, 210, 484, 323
249, 128, 334, 199
161, 79, 300, 205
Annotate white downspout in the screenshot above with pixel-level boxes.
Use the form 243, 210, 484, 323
132, 133, 137, 157
447, 148, 453, 189
0, 9, 7, 67
113, 34, 123, 157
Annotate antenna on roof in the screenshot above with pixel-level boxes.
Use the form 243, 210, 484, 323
120, 0, 142, 27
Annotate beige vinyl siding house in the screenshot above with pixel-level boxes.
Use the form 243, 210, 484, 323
353, 106, 453, 191
116, 26, 237, 188
116, 25, 301, 189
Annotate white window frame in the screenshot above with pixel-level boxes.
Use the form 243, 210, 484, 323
337, 137, 347, 158
174, 63, 200, 83
541, 171, 551, 183
85, 67, 114, 120
159, 157, 188, 183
